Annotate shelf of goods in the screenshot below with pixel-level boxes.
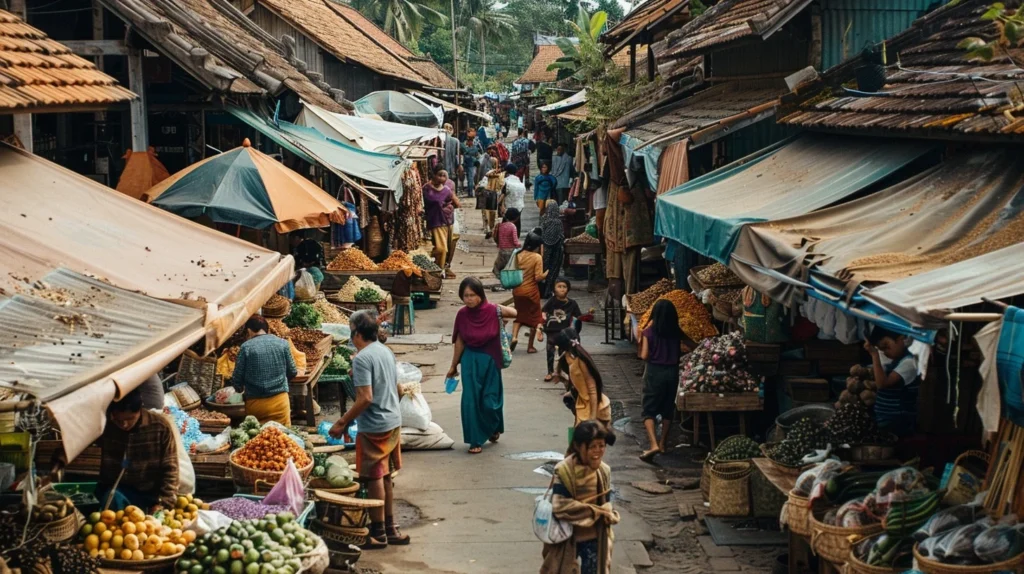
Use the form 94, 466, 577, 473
322, 269, 398, 293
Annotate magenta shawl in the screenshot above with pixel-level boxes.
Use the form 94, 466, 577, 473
453, 302, 503, 369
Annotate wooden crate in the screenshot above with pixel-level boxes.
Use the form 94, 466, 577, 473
564, 242, 602, 255
677, 392, 763, 412
785, 378, 831, 403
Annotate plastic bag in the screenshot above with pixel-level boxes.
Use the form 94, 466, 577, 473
534, 488, 573, 545
325, 456, 355, 489
262, 458, 305, 516
196, 428, 231, 454
396, 362, 423, 386
295, 270, 316, 300
793, 460, 843, 499
835, 496, 881, 528
399, 392, 432, 431
185, 510, 234, 535
316, 420, 346, 445
214, 386, 243, 405
874, 467, 930, 505
445, 377, 459, 394
914, 504, 984, 541
975, 524, 1022, 563
934, 523, 987, 561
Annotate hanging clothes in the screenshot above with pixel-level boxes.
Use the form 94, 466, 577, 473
393, 167, 425, 253
331, 201, 361, 247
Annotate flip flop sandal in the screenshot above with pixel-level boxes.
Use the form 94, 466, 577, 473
469, 446, 483, 454
527, 347, 538, 354
361, 534, 388, 550
639, 449, 661, 464
544, 374, 553, 382
386, 527, 411, 546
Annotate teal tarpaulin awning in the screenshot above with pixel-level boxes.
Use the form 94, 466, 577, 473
653, 134, 934, 263
228, 107, 407, 198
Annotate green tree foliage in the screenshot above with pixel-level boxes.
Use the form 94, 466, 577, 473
455, 0, 516, 76
956, 2, 1024, 62
350, 0, 448, 45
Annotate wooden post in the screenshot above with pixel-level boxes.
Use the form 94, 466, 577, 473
647, 44, 656, 82
127, 47, 148, 152
629, 42, 636, 84
10, 0, 32, 152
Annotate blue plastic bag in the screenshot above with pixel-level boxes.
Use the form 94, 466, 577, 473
445, 377, 459, 394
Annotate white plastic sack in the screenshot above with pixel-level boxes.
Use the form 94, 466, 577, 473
399, 393, 432, 431
396, 362, 423, 386
533, 491, 572, 545
152, 409, 194, 494
185, 510, 234, 535
295, 270, 317, 300
196, 428, 230, 454
400, 422, 454, 450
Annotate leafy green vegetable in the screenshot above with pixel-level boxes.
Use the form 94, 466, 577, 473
283, 302, 322, 329
353, 287, 382, 303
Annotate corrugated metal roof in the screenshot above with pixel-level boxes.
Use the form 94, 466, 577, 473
0, 9, 134, 112
0, 269, 204, 402
820, 0, 934, 69
780, 0, 1024, 139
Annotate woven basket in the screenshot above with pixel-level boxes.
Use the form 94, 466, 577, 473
204, 396, 246, 419
809, 510, 882, 566
760, 443, 810, 476
229, 454, 314, 488
700, 457, 712, 502
782, 491, 815, 536
192, 441, 230, 457
297, 537, 330, 574
913, 544, 1024, 573
310, 520, 369, 548
708, 461, 752, 516
751, 465, 787, 518
40, 510, 82, 543
845, 534, 905, 574
99, 551, 183, 572
308, 479, 360, 496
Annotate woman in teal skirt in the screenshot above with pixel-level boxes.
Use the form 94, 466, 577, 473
447, 277, 518, 453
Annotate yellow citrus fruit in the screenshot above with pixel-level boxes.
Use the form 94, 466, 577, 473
93, 522, 107, 536
115, 510, 124, 521
160, 542, 176, 556
124, 533, 139, 551
88, 548, 99, 558
100, 510, 116, 524
120, 549, 132, 560
99, 542, 109, 551
84, 534, 99, 551
176, 496, 188, 509
135, 521, 147, 534
175, 544, 185, 554
121, 521, 136, 535
104, 548, 115, 561
100, 530, 113, 543
182, 530, 196, 543
88, 512, 101, 524
132, 549, 144, 561
111, 534, 123, 549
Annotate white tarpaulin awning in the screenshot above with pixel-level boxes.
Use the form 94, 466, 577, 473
537, 89, 587, 113
0, 144, 293, 460
406, 89, 493, 123
297, 101, 445, 154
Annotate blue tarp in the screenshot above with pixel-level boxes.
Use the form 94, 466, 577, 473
653, 134, 933, 263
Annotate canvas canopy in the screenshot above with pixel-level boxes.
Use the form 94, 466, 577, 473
355, 90, 441, 127
729, 149, 1024, 309
297, 101, 445, 154
537, 89, 587, 114
0, 144, 292, 459
654, 134, 934, 263
407, 89, 492, 123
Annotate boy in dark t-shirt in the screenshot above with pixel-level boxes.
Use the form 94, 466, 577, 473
865, 326, 920, 437
539, 278, 582, 382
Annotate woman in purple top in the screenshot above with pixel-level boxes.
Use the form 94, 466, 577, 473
422, 168, 461, 273
638, 299, 684, 463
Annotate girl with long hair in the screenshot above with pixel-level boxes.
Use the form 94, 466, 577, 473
639, 300, 684, 462
554, 328, 611, 427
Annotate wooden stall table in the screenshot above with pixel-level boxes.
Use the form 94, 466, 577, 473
677, 392, 763, 449
290, 354, 330, 427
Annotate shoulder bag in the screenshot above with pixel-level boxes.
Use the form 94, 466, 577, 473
499, 248, 523, 289
497, 304, 513, 369
533, 473, 573, 544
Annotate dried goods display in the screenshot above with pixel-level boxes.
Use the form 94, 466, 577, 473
287, 328, 328, 345
261, 294, 290, 317
231, 425, 312, 472
354, 286, 382, 303
679, 332, 761, 394
160, 494, 211, 528
639, 289, 718, 343
267, 319, 290, 338
79, 506, 194, 560
708, 435, 760, 463
326, 247, 377, 271
839, 364, 878, 408
292, 341, 324, 366
282, 302, 322, 330
312, 297, 347, 324
824, 402, 893, 446
695, 263, 742, 286
565, 232, 600, 244
334, 276, 386, 302
627, 278, 675, 316
174, 513, 321, 574
378, 249, 415, 270
412, 253, 441, 271
765, 417, 830, 466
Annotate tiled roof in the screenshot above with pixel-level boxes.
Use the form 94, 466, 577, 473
100, 0, 345, 112
0, 9, 135, 112
517, 44, 563, 84
625, 79, 787, 144
325, 3, 455, 88
779, 0, 1024, 139
602, 0, 690, 52
259, 0, 430, 86
662, 0, 812, 59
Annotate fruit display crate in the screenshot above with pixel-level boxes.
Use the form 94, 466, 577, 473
677, 392, 763, 412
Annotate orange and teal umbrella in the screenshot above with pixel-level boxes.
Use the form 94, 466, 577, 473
144, 139, 348, 232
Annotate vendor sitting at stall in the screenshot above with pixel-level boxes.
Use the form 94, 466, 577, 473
864, 327, 920, 437
231, 315, 297, 426
53, 389, 179, 512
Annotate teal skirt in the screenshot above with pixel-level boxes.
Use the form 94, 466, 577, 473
461, 347, 504, 447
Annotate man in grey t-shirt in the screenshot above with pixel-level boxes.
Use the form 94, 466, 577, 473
329, 310, 409, 549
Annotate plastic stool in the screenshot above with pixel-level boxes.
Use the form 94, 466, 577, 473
393, 296, 415, 335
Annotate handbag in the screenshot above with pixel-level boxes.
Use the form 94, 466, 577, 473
533, 474, 573, 544
497, 305, 513, 369
499, 248, 523, 289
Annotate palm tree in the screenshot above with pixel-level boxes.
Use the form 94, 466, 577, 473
349, 0, 448, 46
547, 9, 607, 82
456, 0, 515, 77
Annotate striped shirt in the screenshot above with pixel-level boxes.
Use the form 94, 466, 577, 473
875, 353, 920, 434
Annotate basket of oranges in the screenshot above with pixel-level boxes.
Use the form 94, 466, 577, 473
79, 505, 192, 570
229, 426, 314, 489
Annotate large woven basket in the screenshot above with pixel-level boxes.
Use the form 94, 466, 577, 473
845, 533, 905, 574
229, 454, 314, 488
98, 551, 183, 572
39, 510, 82, 543
700, 457, 712, 502
308, 479, 360, 497
913, 545, 1024, 574
781, 491, 816, 536
708, 461, 752, 517
310, 519, 368, 548
809, 510, 882, 566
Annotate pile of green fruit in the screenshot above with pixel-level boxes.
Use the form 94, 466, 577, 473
230, 416, 262, 449
174, 512, 318, 574
353, 287, 382, 303
824, 402, 892, 445
709, 435, 760, 463
766, 417, 830, 467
